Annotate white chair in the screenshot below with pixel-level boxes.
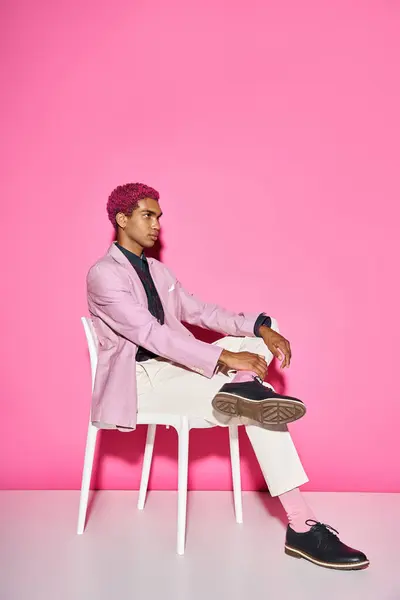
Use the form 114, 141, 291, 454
77, 317, 243, 555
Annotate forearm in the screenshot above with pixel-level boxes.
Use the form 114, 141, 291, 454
177, 282, 261, 337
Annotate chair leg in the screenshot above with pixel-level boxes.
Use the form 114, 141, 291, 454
77, 421, 99, 534
229, 425, 243, 524
137, 424, 157, 510
177, 417, 189, 555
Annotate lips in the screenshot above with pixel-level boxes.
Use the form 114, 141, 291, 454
149, 234, 158, 240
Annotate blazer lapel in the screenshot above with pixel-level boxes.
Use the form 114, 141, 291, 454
107, 243, 147, 304
107, 244, 182, 330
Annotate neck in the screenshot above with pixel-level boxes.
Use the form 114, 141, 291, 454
116, 235, 144, 257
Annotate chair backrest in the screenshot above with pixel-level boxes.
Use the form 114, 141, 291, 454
81, 317, 99, 392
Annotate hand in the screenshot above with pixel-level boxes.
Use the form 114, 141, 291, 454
259, 325, 292, 369
217, 350, 268, 380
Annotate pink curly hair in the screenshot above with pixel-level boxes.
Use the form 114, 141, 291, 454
107, 182, 160, 228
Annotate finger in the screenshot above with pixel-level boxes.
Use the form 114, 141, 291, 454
252, 357, 267, 379
258, 354, 268, 369
274, 345, 285, 362
284, 341, 292, 367
272, 344, 286, 368
277, 341, 291, 368
251, 353, 266, 364
256, 365, 267, 379
278, 344, 289, 369
285, 341, 292, 367
270, 345, 282, 361
257, 358, 268, 379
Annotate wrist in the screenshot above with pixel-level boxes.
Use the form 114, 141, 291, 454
259, 325, 271, 338
217, 349, 232, 367
254, 313, 272, 337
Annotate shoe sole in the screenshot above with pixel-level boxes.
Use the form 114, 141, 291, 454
211, 392, 306, 427
284, 544, 370, 570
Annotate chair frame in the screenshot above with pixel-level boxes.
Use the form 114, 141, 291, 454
77, 317, 243, 554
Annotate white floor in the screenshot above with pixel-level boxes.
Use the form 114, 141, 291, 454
0, 491, 398, 600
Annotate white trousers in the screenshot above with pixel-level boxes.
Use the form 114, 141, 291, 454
134, 333, 309, 497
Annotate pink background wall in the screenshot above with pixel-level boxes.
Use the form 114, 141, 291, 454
1, 0, 399, 492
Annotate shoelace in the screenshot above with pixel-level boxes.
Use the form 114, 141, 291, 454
305, 520, 340, 548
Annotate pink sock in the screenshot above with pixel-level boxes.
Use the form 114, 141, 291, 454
278, 488, 316, 532
232, 370, 258, 383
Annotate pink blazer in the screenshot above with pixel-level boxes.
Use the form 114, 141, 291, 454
86, 243, 261, 428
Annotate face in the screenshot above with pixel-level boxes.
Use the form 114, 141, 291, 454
116, 197, 162, 250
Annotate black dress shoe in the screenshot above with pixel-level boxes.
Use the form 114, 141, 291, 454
211, 378, 306, 428
285, 520, 370, 570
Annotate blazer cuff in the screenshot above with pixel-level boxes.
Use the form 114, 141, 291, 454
254, 313, 272, 337
188, 344, 224, 378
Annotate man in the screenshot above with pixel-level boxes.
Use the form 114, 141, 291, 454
87, 182, 369, 570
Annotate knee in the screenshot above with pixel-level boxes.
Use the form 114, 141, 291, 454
239, 336, 274, 363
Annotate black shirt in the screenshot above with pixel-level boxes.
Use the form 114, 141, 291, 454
116, 243, 164, 362
115, 243, 271, 362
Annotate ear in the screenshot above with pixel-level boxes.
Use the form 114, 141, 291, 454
115, 212, 127, 229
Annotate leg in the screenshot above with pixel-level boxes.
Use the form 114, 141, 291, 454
235, 340, 369, 570
137, 424, 157, 510
77, 421, 99, 534
236, 337, 316, 517
228, 425, 243, 524
244, 421, 309, 497
278, 487, 316, 531
177, 417, 189, 555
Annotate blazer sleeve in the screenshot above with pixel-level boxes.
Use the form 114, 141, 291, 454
171, 274, 261, 338
87, 263, 223, 378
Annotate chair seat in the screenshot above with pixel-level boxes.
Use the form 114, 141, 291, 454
137, 413, 217, 430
